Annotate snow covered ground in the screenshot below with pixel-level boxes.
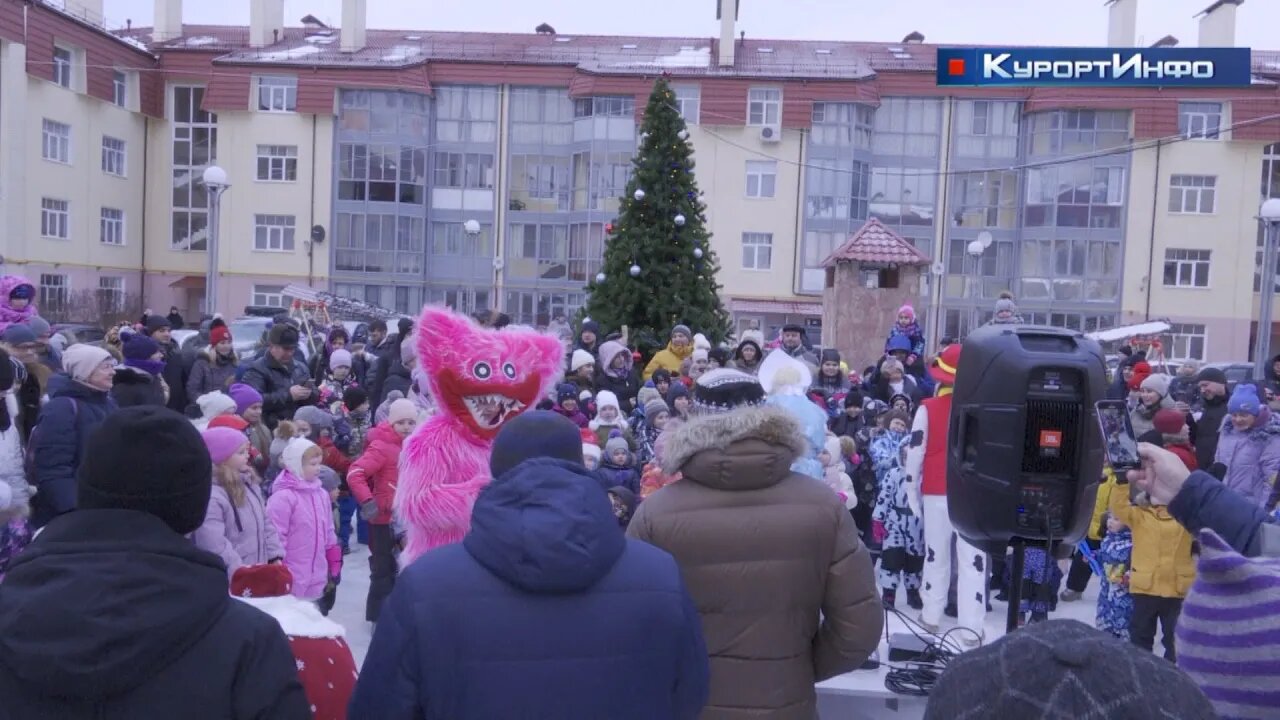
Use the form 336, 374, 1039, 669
328, 544, 375, 666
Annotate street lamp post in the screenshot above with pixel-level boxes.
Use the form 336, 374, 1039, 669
1257, 198, 1280, 369
202, 165, 230, 316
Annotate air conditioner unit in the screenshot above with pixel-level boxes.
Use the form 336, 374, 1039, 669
759, 125, 781, 143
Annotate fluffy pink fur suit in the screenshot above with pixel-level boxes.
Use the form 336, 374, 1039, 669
394, 306, 564, 566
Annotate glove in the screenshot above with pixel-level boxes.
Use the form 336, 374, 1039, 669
872, 520, 887, 544
325, 545, 343, 578
359, 499, 379, 521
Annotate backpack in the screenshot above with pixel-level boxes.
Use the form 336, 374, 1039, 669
23, 397, 79, 482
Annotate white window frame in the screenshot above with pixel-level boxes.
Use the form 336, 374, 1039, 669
254, 214, 296, 252
673, 83, 700, 124
1168, 174, 1216, 214
742, 232, 773, 270
52, 46, 73, 89
101, 136, 126, 176
100, 207, 125, 246
257, 76, 298, 113
1163, 249, 1210, 288
252, 284, 288, 308
255, 144, 298, 182
745, 160, 777, 198
1178, 102, 1223, 141
98, 276, 125, 312
1167, 323, 1207, 361
112, 70, 127, 107
42, 119, 71, 164
41, 198, 69, 239
39, 274, 68, 311
747, 88, 781, 126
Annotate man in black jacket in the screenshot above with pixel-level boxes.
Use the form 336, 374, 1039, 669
0, 406, 309, 719
144, 315, 189, 414
1188, 366, 1230, 472
241, 323, 318, 428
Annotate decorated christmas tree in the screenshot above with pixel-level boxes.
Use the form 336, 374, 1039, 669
583, 77, 732, 355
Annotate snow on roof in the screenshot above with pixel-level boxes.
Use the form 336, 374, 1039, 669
118, 34, 150, 53
251, 44, 323, 61
381, 45, 424, 62
1085, 321, 1172, 343
182, 36, 221, 47
649, 46, 711, 69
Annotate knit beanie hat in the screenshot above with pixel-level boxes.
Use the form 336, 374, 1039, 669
25, 316, 50, 337
1139, 373, 1171, 398
343, 386, 369, 411
144, 315, 172, 335
708, 347, 731, 367
665, 381, 689, 405
317, 465, 341, 492
644, 398, 670, 421
7, 283, 33, 300
228, 383, 263, 415
693, 333, 711, 351
328, 349, 353, 371
924, 619, 1216, 720
691, 369, 765, 416
202, 427, 249, 465
209, 323, 231, 347
267, 323, 299, 348
604, 434, 630, 460
208, 414, 249, 432
1177, 530, 1280, 718
844, 390, 865, 408
583, 441, 602, 463
197, 391, 237, 420
571, 349, 595, 372
489, 410, 583, 479
387, 398, 417, 425
1228, 383, 1263, 416
556, 383, 579, 404
897, 304, 916, 320
122, 334, 160, 362
671, 324, 691, 341
1196, 366, 1228, 387
280, 437, 317, 478
400, 332, 418, 365
0, 324, 37, 346
78, 406, 213, 535
636, 384, 662, 409
62, 343, 113, 383
1152, 408, 1186, 436
293, 405, 335, 433
595, 390, 621, 414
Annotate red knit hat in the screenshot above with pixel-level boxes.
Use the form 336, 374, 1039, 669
230, 564, 293, 599
210, 324, 231, 346
580, 428, 599, 446
1153, 408, 1187, 436
208, 414, 249, 432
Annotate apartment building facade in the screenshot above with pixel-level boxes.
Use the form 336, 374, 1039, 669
1, 0, 1279, 361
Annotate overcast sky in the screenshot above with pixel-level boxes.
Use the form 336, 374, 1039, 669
100, 0, 1279, 49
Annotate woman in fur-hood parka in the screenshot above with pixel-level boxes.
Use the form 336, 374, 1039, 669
628, 405, 881, 719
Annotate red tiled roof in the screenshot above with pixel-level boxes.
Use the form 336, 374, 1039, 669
823, 218, 930, 268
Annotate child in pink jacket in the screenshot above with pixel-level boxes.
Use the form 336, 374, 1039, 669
267, 438, 342, 608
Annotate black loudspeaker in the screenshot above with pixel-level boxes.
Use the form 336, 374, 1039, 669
946, 324, 1107, 554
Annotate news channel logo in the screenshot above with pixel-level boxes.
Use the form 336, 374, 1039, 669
936, 47, 1252, 87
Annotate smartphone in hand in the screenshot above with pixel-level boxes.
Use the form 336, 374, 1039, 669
1095, 400, 1141, 474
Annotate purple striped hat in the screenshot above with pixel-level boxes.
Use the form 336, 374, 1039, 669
1177, 529, 1280, 720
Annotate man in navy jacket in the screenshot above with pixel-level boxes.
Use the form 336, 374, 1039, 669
349, 411, 709, 720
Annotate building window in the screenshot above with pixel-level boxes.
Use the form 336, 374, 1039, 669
254, 214, 296, 252
1167, 323, 1207, 361
430, 221, 493, 257
811, 103, 874, 148
1027, 110, 1130, 156
171, 86, 217, 251
747, 88, 781, 126
1163, 249, 1210, 288
1018, 238, 1122, 303
1178, 102, 1222, 140
509, 88, 574, 146
338, 143, 427, 205
112, 71, 127, 107
573, 97, 634, 118
742, 232, 773, 270
1168, 174, 1216, 214
52, 47, 73, 88
506, 223, 569, 280
673, 84, 700, 124
333, 213, 424, 275
1024, 161, 1125, 229
873, 98, 943, 157
101, 136, 126, 176
509, 154, 570, 211
42, 120, 70, 164
953, 170, 1018, 229
806, 159, 869, 220
433, 86, 497, 143
39, 274, 68, 313
41, 198, 69, 239
251, 284, 288, 308
432, 152, 495, 189
955, 100, 1020, 158
746, 160, 777, 198
257, 76, 298, 113
871, 167, 937, 226
100, 207, 124, 245
256, 145, 297, 182
97, 276, 124, 313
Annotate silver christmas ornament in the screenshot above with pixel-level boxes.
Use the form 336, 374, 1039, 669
677, 129, 689, 140
693, 248, 704, 259
674, 214, 686, 226
629, 264, 641, 277
633, 188, 646, 201
595, 272, 606, 283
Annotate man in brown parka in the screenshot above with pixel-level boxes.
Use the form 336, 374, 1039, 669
628, 368, 882, 719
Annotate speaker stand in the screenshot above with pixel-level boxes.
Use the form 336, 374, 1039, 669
1005, 539, 1026, 635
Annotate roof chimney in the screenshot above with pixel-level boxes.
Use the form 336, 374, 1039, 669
153, 0, 183, 42
249, 0, 285, 48
902, 31, 925, 44
1151, 34, 1179, 48
1197, 0, 1243, 47
717, 0, 737, 67
1106, 0, 1137, 46
341, 0, 368, 53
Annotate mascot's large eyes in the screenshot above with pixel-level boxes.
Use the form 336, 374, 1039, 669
502, 362, 516, 379
472, 361, 492, 380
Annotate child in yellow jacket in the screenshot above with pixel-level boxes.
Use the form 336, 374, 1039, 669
1108, 482, 1195, 662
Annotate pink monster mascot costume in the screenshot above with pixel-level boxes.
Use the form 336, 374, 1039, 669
394, 306, 564, 566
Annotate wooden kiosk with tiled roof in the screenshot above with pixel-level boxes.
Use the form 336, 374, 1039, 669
821, 218, 931, 371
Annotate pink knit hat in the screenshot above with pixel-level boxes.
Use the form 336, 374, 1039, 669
202, 427, 249, 465
897, 304, 916, 321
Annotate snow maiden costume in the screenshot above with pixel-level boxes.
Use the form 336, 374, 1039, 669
394, 306, 564, 566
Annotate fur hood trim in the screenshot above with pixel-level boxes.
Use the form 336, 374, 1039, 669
234, 595, 346, 638
661, 405, 805, 475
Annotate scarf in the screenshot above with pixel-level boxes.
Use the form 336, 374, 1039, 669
125, 357, 167, 376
